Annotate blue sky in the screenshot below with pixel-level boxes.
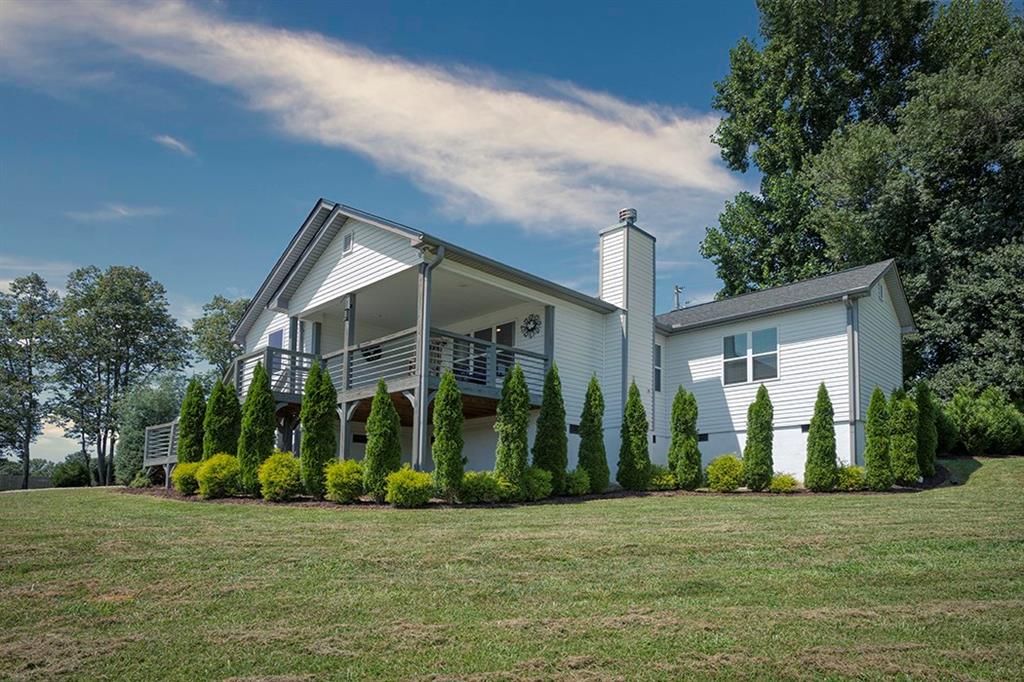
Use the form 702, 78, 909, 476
0, 0, 760, 459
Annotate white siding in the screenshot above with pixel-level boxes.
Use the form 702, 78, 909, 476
857, 280, 903, 417
552, 304, 606, 429
625, 231, 655, 422
289, 219, 421, 315
245, 308, 291, 353
599, 228, 625, 306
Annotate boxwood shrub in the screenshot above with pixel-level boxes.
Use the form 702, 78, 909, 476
258, 451, 302, 502
647, 464, 677, 491
385, 466, 434, 508
171, 462, 202, 495
769, 473, 799, 494
325, 459, 364, 504
565, 468, 590, 497
837, 465, 867, 491
196, 453, 240, 499
523, 466, 553, 501
459, 471, 503, 504
706, 454, 744, 492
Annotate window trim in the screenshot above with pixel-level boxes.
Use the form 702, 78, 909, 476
654, 343, 663, 392
722, 327, 780, 386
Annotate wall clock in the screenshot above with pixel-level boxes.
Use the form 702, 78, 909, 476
520, 313, 542, 339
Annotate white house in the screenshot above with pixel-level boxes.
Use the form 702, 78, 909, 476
144, 200, 914, 480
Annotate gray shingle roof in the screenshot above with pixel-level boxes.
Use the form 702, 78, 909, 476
657, 260, 912, 333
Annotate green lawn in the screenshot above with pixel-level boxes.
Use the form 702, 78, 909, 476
2, 458, 1023, 681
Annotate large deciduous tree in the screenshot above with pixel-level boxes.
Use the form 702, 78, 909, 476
191, 295, 250, 378
0, 274, 59, 489
114, 373, 187, 484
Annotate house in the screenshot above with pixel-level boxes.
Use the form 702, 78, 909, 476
144, 200, 914, 480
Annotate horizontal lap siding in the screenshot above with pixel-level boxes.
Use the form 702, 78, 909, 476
664, 302, 851, 434
858, 282, 903, 414
289, 219, 420, 315
245, 308, 290, 353
553, 304, 606, 427
599, 229, 625, 306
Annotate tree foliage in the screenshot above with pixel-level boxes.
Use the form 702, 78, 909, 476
576, 375, 609, 494
363, 379, 401, 502
914, 382, 939, 477
804, 383, 839, 491
531, 363, 568, 494
864, 387, 894, 490
203, 379, 241, 458
743, 385, 774, 491
176, 378, 206, 464
616, 381, 651, 491
494, 364, 530, 493
191, 295, 249, 378
300, 362, 337, 499
668, 386, 702, 490
114, 373, 186, 484
889, 393, 920, 485
431, 370, 464, 502
238, 362, 277, 495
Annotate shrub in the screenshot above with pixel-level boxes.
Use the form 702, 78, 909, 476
804, 383, 838, 491
648, 465, 677, 491
837, 465, 867, 491
914, 382, 938, 478
889, 393, 920, 485
258, 451, 302, 502
706, 454, 744, 492
432, 371, 465, 502
325, 459, 364, 504
935, 403, 959, 454
176, 378, 206, 464
565, 468, 590, 496
532, 363, 568, 494
300, 362, 338, 499
458, 471, 504, 504
864, 387, 893, 491
743, 385, 774, 491
129, 471, 152, 488
238, 362, 276, 495
616, 381, 651, 491
52, 458, 90, 488
203, 379, 241, 458
171, 461, 202, 495
363, 379, 402, 502
769, 473, 799, 494
196, 453, 240, 499
523, 466, 554, 501
947, 386, 1024, 456
577, 375, 610, 493
494, 364, 530, 493
385, 465, 433, 508
669, 386, 703, 491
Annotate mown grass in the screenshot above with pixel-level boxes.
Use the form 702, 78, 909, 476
1, 457, 1022, 681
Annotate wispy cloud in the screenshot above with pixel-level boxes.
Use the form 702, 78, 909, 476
0, 0, 739, 238
64, 203, 168, 222
151, 133, 195, 157
0, 254, 76, 292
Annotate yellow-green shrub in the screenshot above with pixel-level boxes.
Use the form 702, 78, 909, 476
769, 473, 799, 494
565, 468, 590, 496
706, 454, 744, 492
837, 465, 867, 491
258, 451, 302, 502
325, 459, 364, 504
196, 453, 239, 499
171, 462, 202, 495
459, 471, 503, 504
385, 465, 434, 508
647, 464, 677, 491
522, 466, 553, 501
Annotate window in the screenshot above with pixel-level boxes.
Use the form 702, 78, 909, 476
654, 343, 663, 392
342, 231, 354, 255
877, 284, 884, 302
268, 329, 283, 374
698, 433, 709, 442
722, 328, 778, 385
569, 423, 580, 435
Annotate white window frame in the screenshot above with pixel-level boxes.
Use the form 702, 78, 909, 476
722, 327, 779, 386
654, 343, 663, 392
341, 230, 355, 255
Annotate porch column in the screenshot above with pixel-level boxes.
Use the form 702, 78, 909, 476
411, 263, 430, 470
342, 293, 356, 391
337, 403, 347, 460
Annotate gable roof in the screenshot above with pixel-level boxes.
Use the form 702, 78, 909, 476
656, 260, 915, 334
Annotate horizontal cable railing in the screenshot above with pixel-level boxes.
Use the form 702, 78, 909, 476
143, 419, 178, 466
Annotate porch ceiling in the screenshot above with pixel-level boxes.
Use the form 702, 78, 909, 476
349, 392, 504, 427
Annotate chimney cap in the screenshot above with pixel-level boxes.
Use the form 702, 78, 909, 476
618, 207, 637, 225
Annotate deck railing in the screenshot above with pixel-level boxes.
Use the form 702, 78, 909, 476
143, 419, 178, 467
226, 347, 318, 398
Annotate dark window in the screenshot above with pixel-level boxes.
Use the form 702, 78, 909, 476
654, 343, 662, 392
352, 433, 368, 444
569, 423, 580, 435
698, 433, 709, 442
268, 330, 283, 374
800, 424, 810, 433
652, 434, 657, 444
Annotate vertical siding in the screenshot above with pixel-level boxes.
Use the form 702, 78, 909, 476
598, 228, 625, 307
857, 281, 903, 415
288, 219, 421, 315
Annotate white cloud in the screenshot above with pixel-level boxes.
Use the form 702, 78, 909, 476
64, 203, 168, 222
0, 0, 739, 239
0, 255, 76, 292
151, 133, 195, 157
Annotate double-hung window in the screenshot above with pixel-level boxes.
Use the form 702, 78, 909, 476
723, 328, 778, 385
654, 343, 663, 392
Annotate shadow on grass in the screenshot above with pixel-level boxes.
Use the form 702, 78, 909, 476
939, 457, 982, 486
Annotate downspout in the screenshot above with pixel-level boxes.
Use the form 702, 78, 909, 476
414, 245, 446, 470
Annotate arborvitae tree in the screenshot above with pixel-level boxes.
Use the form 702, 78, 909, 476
431, 370, 465, 502
914, 381, 938, 478
176, 378, 206, 464
301, 363, 338, 499
668, 386, 702, 490
889, 393, 920, 486
616, 381, 651, 491
864, 387, 893, 491
494, 364, 530, 492
203, 379, 240, 458
363, 379, 402, 502
531, 363, 568, 494
576, 375, 609, 494
804, 383, 838, 491
743, 384, 774, 491
237, 362, 276, 495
